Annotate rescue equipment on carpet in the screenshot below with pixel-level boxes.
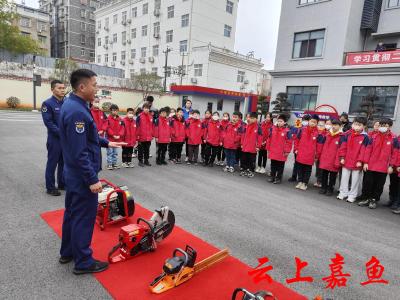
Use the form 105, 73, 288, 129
232, 287, 276, 300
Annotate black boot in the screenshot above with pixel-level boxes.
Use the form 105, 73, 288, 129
319, 189, 327, 195
144, 160, 152, 166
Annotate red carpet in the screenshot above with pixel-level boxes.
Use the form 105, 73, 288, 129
41, 205, 306, 300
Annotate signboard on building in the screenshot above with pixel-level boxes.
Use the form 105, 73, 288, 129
345, 50, 400, 66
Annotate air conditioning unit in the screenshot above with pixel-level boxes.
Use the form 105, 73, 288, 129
104, 26, 109, 31
103, 45, 108, 49
127, 19, 131, 24
243, 79, 249, 85
154, 9, 160, 17
111, 61, 115, 66
128, 59, 134, 64
122, 20, 127, 25
120, 61, 126, 65
148, 57, 154, 63
139, 57, 146, 63
153, 33, 160, 39
191, 77, 198, 84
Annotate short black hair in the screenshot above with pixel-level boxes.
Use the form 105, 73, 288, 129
192, 109, 200, 115
278, 114, 287, 122
379, 118, 393, 127
205, 110, 212, 114
213, 111, 220, 116
185, 99, 192, 104
354, 116, 367, 126
302, 114, 311, 121
70, 69, 97, 90
110, 104, 119, 111
310, 114, 320, 121
340, 112, 349, 119
237, 112, 243, 118
176, 107, 183, 113
249, 112, 258, 119
142, 103, 151, 109
51, 79, 63, 89
331, 119, 341, 126
233, 112, 240, 117
146, 95, 154, 103
127, 108, 134, 113
159, 107, 169, 114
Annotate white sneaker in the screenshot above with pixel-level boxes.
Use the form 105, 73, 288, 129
223, 166, 229, 172
299, 183, 308, 191
132, 153, 137, 158
259, 167, 266, 174
128, 162, 135, 168
255, 166, 261, 173
185, 157, 189, 162
107, 164, 113, 170
121, 163, 128, 168
295, 182, 302, 189
229, 167, 235, 173
337, 194, 345, 200
346, 197, 356, 203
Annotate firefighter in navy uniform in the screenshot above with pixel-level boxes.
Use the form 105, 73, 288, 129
58, 69, 125, 274
41, 80, 66, 196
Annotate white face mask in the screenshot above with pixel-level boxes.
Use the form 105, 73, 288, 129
93, 103, 99, 108
127, 113, 134, 119
223, 117, 229, 121
379, 127, 388, 133
169, 113, 175, 118
302, 121, 309, 126
325, 125, 332, 130
212, 115, 219, 121
193, 115, 199, 120
352, 124, 362, 132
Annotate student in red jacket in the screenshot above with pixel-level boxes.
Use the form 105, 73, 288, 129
186, 110, 204, 165
337, 117, 369, 202
170, 108, 186, 164
203, 112, 222, 167
136, 103, 153, 167
106, 104, 125, 169
240, 112, 263, 178
153, 107, 171, 165
317, 119, 342, 196
200, 110, 212, 163
256, 112, 273, 174
294, 114, 324, 190
314, 119, 327, 187
121, 108, 137, 168
358, 118, 396, 209
167, 108, 176, 161
266, 114, 292, 184
90, 97, 108, 137
222, 112, 241, 173
217, 112, 230, 165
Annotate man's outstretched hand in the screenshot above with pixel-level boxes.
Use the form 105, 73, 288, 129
109, 142, 128, 148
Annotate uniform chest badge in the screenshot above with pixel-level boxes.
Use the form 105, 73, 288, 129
234, 128, 237, 132
387, 141, 391, 145
281, 133, 285, 136
198, 124, 201, 127
254, 130, 257, 133
217, 125, 220, 128
75, 121, 85, 134
134, 125, 136, 127
335, 141, 339, 144
313, 137, 316, 140
359, 141, 362, 144
55, 107, 60, 111
41, 106, 47, 113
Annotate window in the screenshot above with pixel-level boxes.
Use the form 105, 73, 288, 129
153, 45, 159, 56
141, 47, 147, 57
224, 25, 232, 37
81, 22, 87, 31
105, 17, 109, 28
105, 36, 109, 44
19, 17, 31, 27
194, 64, 203, 77
152, 67, 158, 74
207, 102, 213, 112
181, 14, 189, 27
105, 54, 109, 63
155, 0, 161, 9
166, 30, 173, 43
89, 12, 95, 20
97, 20, 101, 29
388, 0, 400, 7
80, 34, 86, 44
131, 49, 136, 59
180, 40, 188, 53
153, 22, 160, 36
97, 55, 101, 63
237, 70, 245, 83
140, 68, 146, 74
80, 9, 86, 18
90, 51, 95, 59
142, 25, 148, 36
122, 31, 126, 43
38, 35, 46, 44
113, 33, 117, 43
167, 5, 174, 18
113, 14, 118, 24
81, 48, 85, 56
113, 52, 117, 62
293, 29, 325, 58
143, 3, 148, 15
287, 86, 318, 111
97, 37, 101, 46
226, 1, 234, 14
37, 21, 47, 32
132, 7, 137, 17
131, 28, 136, 39
299, 0, 325, 4
234, 101, 241, 112
130, 69, 135, 79
349, 86, 399, 118
217, 99, 224, 111
121, 51, 126, 61
122, 11, 127, 22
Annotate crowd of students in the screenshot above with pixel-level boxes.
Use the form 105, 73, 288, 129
90, 97, 400, 214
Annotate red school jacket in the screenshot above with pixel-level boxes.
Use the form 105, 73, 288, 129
170, 116, 186, 143
363, 131, 397, 173
136, 112, 153, 142
294, 127, 324, 166
240, 122, 263, 154
222, 121, 242, 150
266, 125, 292, 162
123, 116, 137, 147
261, 120, 273, 150
220, 119, 230, 130
90, 107, 108, 133
186, 118, 204, 145
106, 115, 125, 142
203, 119, 222, 146
338, 130, 369, 170
153, 116, 171, 144
317, 130, 342, 172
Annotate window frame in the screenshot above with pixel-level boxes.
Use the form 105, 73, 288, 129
226, 0, 234, 14
194, 64, 203, 77
181, 14, 189, 27
166, 30, 173, 43
292, 29, 325, 59
286, 86, 319, 111
224, 24, 232, 37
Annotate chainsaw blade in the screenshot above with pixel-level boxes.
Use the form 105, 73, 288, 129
194, 248, 229, 274
153, 210, 175, 242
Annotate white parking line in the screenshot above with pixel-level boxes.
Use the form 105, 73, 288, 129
0, 118, 42, 122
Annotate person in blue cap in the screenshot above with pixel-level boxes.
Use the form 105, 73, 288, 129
41, 79, 66, 196
58, 69, 126, 274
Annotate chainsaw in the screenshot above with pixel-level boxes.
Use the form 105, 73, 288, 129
108, 206, 175, 263
149, 245, 229, 294
232, 288, 277, 300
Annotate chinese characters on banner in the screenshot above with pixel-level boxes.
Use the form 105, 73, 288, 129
248, 254, 389, 290
345, 50, 400, 66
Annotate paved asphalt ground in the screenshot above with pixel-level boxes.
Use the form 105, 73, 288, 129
0, 110, 399, 300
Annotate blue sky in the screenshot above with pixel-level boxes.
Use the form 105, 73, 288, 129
19, 0, 282, 69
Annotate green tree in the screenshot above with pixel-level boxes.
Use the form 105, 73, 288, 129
271, 92, 292, 120
131, 72, 163, 100
357, 94, 384, 127
0, 0, 41, 54
50, 58, 79, 90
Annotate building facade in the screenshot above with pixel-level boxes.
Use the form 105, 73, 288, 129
39, 0, 107, 62
271, 0, 400, 130
14, 4, 51, 56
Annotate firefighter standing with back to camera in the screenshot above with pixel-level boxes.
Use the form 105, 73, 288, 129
41, 80, 66, 196
58, 69, 125, 274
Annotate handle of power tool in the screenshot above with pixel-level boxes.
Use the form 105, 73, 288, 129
172, 248, 189, 265
137, 217, 154, 234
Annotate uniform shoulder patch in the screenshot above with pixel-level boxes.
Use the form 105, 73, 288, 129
41, 105, 48, 113
75, 121, 85, 134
